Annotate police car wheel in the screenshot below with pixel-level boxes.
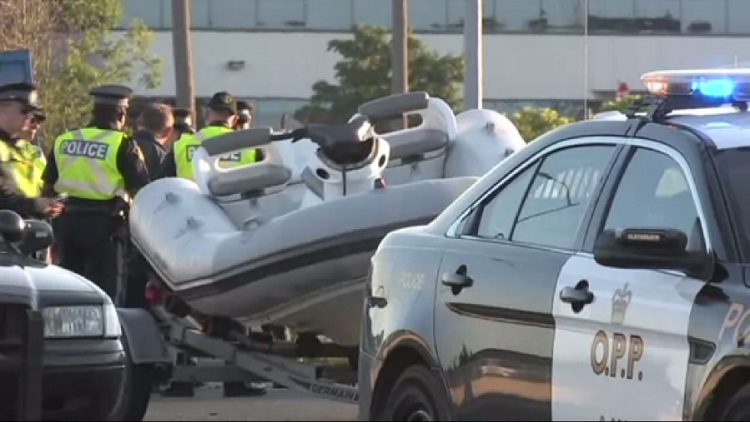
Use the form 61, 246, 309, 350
108, 331, 154, 421
377, 365, 451, 421
719, 383, 750, 421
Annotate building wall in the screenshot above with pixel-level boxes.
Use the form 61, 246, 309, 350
125, 30, 750, 101
121, 0, 750, 36
118, 0, 750, 127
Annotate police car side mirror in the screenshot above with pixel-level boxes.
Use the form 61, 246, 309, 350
0, 210, 26, 243
19, 219, 54, 255
593, 227, 713, 280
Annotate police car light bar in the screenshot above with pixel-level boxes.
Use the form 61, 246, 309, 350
641, 68, 750, 101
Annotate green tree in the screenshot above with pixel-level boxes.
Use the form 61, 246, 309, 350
295, 24, 464, 124
599, 94, 642, 114
510, 107, 575, 142
0, 0, 162, 146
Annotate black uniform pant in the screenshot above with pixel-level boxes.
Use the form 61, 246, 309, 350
52, 211, 118, 299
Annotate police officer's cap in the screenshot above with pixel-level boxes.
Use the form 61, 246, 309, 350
207, 91, 237, 115
89, 84, 133, 107
0, 82, 41, 110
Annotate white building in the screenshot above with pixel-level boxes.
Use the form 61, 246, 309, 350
118, 0, 750, 127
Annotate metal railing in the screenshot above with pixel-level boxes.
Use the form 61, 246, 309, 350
119, 0, 750, 36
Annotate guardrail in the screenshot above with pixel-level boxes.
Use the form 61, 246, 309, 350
119, 0, 750, 36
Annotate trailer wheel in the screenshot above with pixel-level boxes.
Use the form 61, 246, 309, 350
376, 365, 452, 421
108, 333, 154, 421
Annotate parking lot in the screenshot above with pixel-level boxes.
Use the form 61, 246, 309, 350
144, 385, 357, 421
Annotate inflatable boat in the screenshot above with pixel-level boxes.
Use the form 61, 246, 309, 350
130, 92, 525, 346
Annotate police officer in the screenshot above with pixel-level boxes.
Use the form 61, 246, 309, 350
172, 107, 196, 137
162, 108, 195, 155
156, 91, 259, 180
235, 100, 253, 130
42, 84, 150, 299
0, 82, 63, 219
16, 108, 55, 262
17, 109, 47, 196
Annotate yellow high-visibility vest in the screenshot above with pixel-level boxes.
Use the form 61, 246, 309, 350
173, 125, 258, 181
52, 128, 126, 201
0, 141, 39, 197
16, 140, 46, 196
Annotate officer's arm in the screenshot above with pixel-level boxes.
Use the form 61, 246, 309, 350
41, 149, 59, 197
0, 166, 48, 218
0, 187, 48, 218
153, 149, 177, 180
117, 137, 150, 198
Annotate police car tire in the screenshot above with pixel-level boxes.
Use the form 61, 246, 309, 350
377, 364, 452, 421
719, 382, 750, 421
108, 331, 153, 421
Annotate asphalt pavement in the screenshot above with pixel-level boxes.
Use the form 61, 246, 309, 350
144, 385, 357, 421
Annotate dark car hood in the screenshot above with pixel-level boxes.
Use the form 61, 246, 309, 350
0, 251, 104, 308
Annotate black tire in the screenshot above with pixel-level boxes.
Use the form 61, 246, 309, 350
108, 333, 154, 421
720, 383, 750, 420
376, 365, 453, 421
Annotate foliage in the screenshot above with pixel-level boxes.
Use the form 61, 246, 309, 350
294, 24, 464, 124
599, 94, 642, 114
510, 107, 576, 142
0, 0, 162, 147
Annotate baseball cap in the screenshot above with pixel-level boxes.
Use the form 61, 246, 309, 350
207, 91, 237, 115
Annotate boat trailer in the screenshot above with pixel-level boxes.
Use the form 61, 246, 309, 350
153, 307, 360, 406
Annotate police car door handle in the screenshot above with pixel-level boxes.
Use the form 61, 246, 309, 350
559, 285, 594, 305
366, 296, 388, 309
442, 272, 473, 287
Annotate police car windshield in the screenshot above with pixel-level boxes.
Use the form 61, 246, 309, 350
713, 147, 750, 262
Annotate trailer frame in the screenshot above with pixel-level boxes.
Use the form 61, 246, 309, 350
153, 310, 360, 406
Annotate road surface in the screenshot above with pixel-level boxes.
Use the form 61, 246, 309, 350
145, 386, 357, 421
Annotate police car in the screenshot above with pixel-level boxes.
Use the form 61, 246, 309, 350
358, 68, 750, 421
0, 209, 168, 420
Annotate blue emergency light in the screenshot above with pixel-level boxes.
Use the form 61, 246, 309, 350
641, 68, 750, 101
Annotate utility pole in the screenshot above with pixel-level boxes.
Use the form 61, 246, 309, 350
464, 0, 483, 110
391, 0, 408, 95
582, 0, 590, 119
172, 0, 195, 121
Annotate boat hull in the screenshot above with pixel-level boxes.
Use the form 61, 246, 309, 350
131, 176, 478, 345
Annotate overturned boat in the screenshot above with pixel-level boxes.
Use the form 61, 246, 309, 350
130, 92, 524, 346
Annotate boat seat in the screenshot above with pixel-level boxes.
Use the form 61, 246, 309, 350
385, 129, 449, 162
206, 146, 292, 198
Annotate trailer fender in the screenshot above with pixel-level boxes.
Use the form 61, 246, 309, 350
117, 308, 170, 365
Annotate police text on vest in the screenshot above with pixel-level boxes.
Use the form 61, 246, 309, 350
62, 140, 110, 160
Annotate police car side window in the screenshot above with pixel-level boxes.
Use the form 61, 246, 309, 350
475, 164, 536, 240
510, 145, 616, 250
603, 147, 700, 247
